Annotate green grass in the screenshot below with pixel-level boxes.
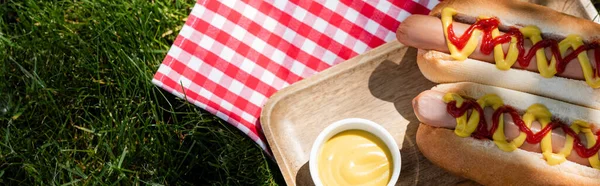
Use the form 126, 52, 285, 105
0, 0, 283, 185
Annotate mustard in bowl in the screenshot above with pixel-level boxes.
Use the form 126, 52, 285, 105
309, 118, 401, 186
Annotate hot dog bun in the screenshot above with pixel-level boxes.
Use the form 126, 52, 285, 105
417, 124, 600, 185
415, 82, 600, 185
396, 0, 600, 110
429, 0, 600, 42
416, 50, 600, 111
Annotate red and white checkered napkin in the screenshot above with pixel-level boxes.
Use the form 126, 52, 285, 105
152, 0, 437, 151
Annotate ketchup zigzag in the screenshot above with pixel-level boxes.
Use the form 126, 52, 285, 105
442, 7, 600, 88
444, 93, 600, 168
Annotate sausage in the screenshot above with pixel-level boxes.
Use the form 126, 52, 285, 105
412, 89, 592, 166
396, 15, 597, 80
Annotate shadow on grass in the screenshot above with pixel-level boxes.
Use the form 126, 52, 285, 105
155, 88, 286, 185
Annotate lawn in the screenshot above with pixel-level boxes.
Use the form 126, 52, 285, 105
1, 0, 283, 185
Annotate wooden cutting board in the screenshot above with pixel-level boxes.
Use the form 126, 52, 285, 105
260, 1, 599, 185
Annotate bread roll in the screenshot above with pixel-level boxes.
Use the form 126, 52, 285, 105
414, 0, 600, 110
416, 82, 600, 185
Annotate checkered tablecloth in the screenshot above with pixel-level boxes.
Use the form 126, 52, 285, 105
152, 0, 437, 151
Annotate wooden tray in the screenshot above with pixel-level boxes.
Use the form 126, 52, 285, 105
261, 1, 599, 185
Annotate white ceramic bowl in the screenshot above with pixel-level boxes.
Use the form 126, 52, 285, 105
309, 118, 401, 186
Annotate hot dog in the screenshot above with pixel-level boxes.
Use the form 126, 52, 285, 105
414, 82, 600, 185
396, 0, 600, 110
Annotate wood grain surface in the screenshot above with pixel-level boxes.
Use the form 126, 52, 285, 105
260, 1, 599, 185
